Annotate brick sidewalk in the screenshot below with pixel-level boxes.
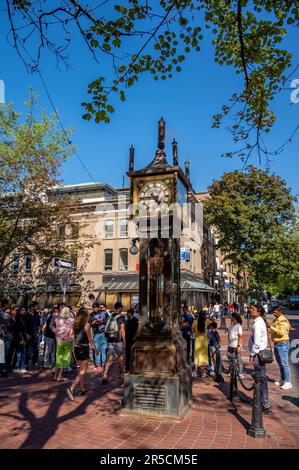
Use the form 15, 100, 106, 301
0, 319, 298, 449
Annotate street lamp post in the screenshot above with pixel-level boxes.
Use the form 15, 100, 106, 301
215, 265, 228, 330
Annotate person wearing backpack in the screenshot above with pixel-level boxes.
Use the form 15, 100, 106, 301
90, 303, 109, 373
102, 302, 126, 384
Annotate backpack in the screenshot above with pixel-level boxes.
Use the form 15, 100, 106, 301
105, 314, 121, 342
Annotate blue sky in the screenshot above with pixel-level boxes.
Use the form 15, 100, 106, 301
0, 6, 298, 196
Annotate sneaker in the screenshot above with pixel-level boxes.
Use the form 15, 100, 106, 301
92, 366, 100, 372
262, 407, 272, 415
19, 369, 27, 374
66, 387, 74, 401
275, 380, 283, 386
12, 369, 19, 373
281, 382, 292, 390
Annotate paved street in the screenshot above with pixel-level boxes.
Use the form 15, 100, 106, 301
0, 312, 298, 449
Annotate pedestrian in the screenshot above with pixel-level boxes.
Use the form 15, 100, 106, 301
50, 306, 74, 382
24, 302, 42, 369
6, 307, 17, 371
66, 307, 97, 400
179, 305, 194, 363
223, 302, 229, 318
248, 304, 272, 415
90, 302, 109, 373
265, 306, 292, 390
0, 299, 13, 377
207, 321, 221, 373
192, 310, 209, 378
43, 306, 59, 369
125, 308, 139, 371
213, 302, 221, 319
102, 302, 126, 384
133, 304, 139, 319
228, 303, 234, 316
12, 308, 27, 373
227, 312, 244, 378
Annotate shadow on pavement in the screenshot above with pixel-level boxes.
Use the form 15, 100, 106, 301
215, 378, 252, 431
281, 395, 299, 408
0, 367, 123, 449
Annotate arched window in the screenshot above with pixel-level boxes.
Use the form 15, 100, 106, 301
12, 255, 20, 275
104, 249, 113, 271
119, 219, 128, 238
105, 219, 114, 238
25, 253, 32, 272
71, 224, 79, 239
119, 249, 128, 271
58, 224, 65, 240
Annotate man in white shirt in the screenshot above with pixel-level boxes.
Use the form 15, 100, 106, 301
213, 303, 221, 319
248, 304, 272, 414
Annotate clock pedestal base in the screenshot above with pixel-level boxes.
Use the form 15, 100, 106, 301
121, 330, 192, 420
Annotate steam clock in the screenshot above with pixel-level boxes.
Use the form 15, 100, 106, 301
122, 119, 192, 419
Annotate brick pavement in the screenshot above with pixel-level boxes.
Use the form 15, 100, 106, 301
0, 315, 298, 449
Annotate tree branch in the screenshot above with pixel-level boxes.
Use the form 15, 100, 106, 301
237, 0, 249, 89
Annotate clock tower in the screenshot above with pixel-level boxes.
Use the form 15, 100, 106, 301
122, 119, 192, 419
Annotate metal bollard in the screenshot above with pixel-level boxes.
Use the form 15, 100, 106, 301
214, 345, 224, 383
228, 357, 238, 401
247, 371, 266, 438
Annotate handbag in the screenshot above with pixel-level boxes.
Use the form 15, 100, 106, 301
258, 328, 274, 364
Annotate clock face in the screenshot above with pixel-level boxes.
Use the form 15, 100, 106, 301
139, 181, 171, 209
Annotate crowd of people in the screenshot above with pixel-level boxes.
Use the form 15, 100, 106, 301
178, 302, 293, 416
0, 298, 292, 410
0, 299, 139, 399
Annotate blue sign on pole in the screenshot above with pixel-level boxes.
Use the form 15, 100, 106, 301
180, 247, 190, 261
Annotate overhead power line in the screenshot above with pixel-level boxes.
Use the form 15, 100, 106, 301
37, 69, 97, 184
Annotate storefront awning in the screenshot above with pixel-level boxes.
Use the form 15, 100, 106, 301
100, 273, 214, 292
100, 274, 138, 292
181, 273, 214, 291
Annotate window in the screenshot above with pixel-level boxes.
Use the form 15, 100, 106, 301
70, 253, 78, 268
12, 256, 19, 275
58, 224, 65, 240
104, 220, 114, 238
71, 224, 79, 239
119, 219, 128, 238
104, 249, 113, 271
119, 249, 128, 271
25, 253, 32, 272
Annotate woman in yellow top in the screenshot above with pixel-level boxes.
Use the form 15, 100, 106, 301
192, 311, 209, 378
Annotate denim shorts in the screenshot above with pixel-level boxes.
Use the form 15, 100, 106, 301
107, 341, 124, 357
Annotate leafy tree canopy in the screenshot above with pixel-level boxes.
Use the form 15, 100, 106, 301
0, 95, 77, 277
204, 165, 297, 293
4, 0, 299, 162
